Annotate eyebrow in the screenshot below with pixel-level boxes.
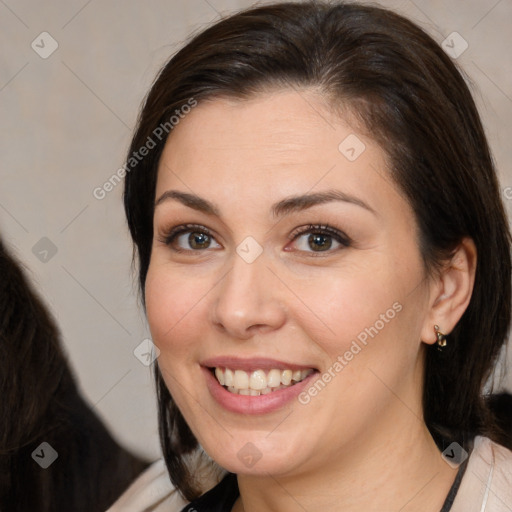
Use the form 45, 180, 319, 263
154, 189, 376, 217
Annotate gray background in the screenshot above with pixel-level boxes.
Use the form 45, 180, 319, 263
1, 0, 511, 461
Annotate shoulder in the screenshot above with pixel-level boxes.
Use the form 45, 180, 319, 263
106, 459, 187, 512
452, 435, 512, 512
107, 451, 227, 512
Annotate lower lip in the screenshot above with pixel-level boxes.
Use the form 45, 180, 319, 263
202, 366, 319, 415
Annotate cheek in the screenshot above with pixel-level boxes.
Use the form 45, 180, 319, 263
144, 265, 211, 415
313, 266, 427, 399
293, 256, 427, 416
295, 271, 424, 431
291, 263, 404, 357
144, 264, 209, 357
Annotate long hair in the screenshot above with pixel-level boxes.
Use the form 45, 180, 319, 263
123, 1, 512, 500
0, 238, 148, 511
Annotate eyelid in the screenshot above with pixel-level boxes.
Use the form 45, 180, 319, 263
288, 223, 352, 245
163, 222, 212, 236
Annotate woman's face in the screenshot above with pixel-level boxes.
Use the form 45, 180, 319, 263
145, 90, 436, 477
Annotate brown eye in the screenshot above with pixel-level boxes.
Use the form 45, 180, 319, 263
307, 233, 333, 251
188, 231, 212, 249
288, 224, 351, 255
159, 224, 222, 252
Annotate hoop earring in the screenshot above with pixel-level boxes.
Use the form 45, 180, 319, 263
434, 325, 447, 350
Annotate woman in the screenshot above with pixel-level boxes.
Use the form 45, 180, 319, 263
111, 2, 512, 510
0, 237, 149, 510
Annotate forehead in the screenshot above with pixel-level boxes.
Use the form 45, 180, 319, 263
160, 90, 361, 161
155, 90, 398, 215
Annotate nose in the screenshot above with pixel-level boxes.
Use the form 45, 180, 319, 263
210, 251, 287, 339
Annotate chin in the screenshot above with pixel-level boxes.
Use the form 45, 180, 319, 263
201, 431, 308, 477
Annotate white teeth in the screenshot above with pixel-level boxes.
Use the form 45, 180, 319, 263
224, 368, 234, 387
215, 368, 225, 386
234, 370, 249, 389
249, 370, 267, 391
213, 367, 315, 395
267, 369, 281, 388
281, 369, 292, 385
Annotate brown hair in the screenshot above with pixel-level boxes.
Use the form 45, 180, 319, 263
123, 1, 511, 500
0, 238, 148, 510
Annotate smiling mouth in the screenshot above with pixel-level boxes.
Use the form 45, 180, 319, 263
210, 367, 316, 396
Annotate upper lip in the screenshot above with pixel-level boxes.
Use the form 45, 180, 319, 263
201, 356, 318, 373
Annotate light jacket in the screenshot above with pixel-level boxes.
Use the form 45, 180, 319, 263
107, 436, 512, 511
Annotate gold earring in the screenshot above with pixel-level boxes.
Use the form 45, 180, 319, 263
434, 325, 447, 349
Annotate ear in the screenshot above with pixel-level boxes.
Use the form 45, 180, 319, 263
420, 237, 477, 345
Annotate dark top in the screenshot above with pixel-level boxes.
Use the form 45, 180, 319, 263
180, 455, 469, 512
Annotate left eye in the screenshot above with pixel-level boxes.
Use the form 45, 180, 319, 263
290, 225, 351, 253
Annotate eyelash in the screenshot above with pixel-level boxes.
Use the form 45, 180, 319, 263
157, 223, 352, 255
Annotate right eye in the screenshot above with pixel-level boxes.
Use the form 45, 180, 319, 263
158, 224, 222, 252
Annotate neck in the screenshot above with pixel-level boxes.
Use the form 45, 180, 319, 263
232, 410, 458, 512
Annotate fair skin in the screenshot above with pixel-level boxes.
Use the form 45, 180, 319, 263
145, 89, 476, 511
